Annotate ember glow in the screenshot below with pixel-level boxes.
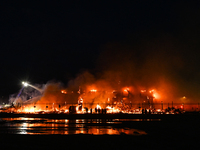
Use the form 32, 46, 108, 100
61, 90, 67, 94
149, 89, 154, 93
124, 88, 129, 92
141, 90, 146, 93
90, 89, 97, 93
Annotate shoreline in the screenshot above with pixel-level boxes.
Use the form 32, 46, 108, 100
0, 112, 200, 120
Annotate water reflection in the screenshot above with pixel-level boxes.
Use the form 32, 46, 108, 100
0, 118, 151, 135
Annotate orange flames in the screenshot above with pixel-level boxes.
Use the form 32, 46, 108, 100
96, 104, 101, 109
124, 88, 129, 92
90, 89, 97, 92
10, 79, 190, 114
141, 90, 146, 93
61, 90, 67, 94
24, 107, 35, 113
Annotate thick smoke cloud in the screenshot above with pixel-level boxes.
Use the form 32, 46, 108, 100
10, 34, 200, 106
96, 34, 200, 103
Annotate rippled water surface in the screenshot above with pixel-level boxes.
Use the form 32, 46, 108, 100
0, 118, 160, 135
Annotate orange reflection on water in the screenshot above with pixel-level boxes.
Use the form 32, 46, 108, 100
87, 127, 146, 135
0, 118, 148, 135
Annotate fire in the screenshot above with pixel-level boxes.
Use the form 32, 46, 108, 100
61, 90, 67, 94
152, 90, 160, 99
149, 89, 154, 93
106, 105, 120, 113
96, 104, 101, 109
24, 108, 34, 113
7, 80, 179, 114
124, 88, 129, 92
90, 89, 97, 92
76, 106, 80, 113
141, 90, 146, 93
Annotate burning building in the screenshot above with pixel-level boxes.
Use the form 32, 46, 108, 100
4, 79, 165, 114
3, 69, 196, 114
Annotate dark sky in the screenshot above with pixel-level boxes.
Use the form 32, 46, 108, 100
1, 1, 200, 99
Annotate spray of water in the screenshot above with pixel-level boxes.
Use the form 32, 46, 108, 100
15, 86, 25, 101
11, 82, 44, 106
22, 82, 43, 93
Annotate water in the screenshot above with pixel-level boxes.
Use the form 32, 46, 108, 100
0, 117, 161, 135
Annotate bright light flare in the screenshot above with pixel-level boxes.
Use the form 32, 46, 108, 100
22, 82, 28, 87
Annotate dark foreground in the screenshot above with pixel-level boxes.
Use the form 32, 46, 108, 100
0, 113, 200, 149
0, 131, 198, 149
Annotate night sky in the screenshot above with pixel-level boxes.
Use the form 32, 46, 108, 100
1, 1, 200, 101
